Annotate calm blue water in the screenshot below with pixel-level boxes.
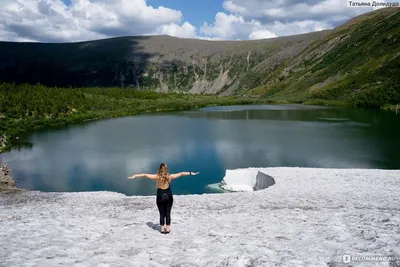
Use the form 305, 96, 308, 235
1, 104, 400, 196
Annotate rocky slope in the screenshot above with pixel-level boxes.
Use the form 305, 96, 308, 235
0, 8, 399, 106
0, 30, 328, 94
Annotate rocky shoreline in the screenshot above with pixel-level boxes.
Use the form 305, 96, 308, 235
0, 162, 24, 193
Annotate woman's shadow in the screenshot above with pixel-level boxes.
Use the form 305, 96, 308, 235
146, 222, 160, 232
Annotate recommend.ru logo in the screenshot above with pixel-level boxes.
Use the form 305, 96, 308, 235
343, 254, 396, 263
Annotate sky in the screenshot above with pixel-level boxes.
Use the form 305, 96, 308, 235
0, 0, 386, 43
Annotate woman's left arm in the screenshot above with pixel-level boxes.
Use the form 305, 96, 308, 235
127, 174, 158, 180
169, 172, 199, 180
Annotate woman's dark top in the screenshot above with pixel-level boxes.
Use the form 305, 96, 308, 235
156, 186, 173, 204
157, 186, 172, 195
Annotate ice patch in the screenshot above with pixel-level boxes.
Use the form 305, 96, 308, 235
209, 168, 276, 192
205, 183, 227, 193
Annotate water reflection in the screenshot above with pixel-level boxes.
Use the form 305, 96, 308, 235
1, 105, 400, 195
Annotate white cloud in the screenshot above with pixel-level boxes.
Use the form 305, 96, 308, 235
270, 20, 332, 36
221, 0, 370, 22
200, 0, 377, 40
156, 22, 197, 38
222, 1, 247, 14
0, 0, 383, 42
197, 36, 224, 41
0, 0, 195, 42
199, 12, 330, 40
249, 30, 277, 40
200, 12, 245, 39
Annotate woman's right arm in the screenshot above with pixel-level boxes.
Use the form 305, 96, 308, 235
127, 173, 158, 180
169, 172, 199, 180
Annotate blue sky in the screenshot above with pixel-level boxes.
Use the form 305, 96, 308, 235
0, 0, 383, 42
62, 0, 72, 5
147, 0, 223, 28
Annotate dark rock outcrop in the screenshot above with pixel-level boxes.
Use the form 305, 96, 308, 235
253, 171, 276, 191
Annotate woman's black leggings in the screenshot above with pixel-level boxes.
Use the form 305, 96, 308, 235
156, 188, 174, 226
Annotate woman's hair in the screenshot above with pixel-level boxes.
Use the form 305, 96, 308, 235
157, 163, 170, 188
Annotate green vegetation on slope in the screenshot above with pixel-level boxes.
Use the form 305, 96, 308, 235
0, 83, 271, 152
244, 8, 400, 108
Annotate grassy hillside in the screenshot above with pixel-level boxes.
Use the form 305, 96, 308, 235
245, 8, 400, 107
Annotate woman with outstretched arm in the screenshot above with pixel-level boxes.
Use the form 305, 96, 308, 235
128, 163, 199, 234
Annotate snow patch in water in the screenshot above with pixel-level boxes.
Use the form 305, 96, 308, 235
211, 168, 276, 192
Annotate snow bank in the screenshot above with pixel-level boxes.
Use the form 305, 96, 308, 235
1, 168, 400, 267
218, 168, 276, 192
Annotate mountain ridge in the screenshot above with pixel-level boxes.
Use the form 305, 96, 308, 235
0, 7, 399, 106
